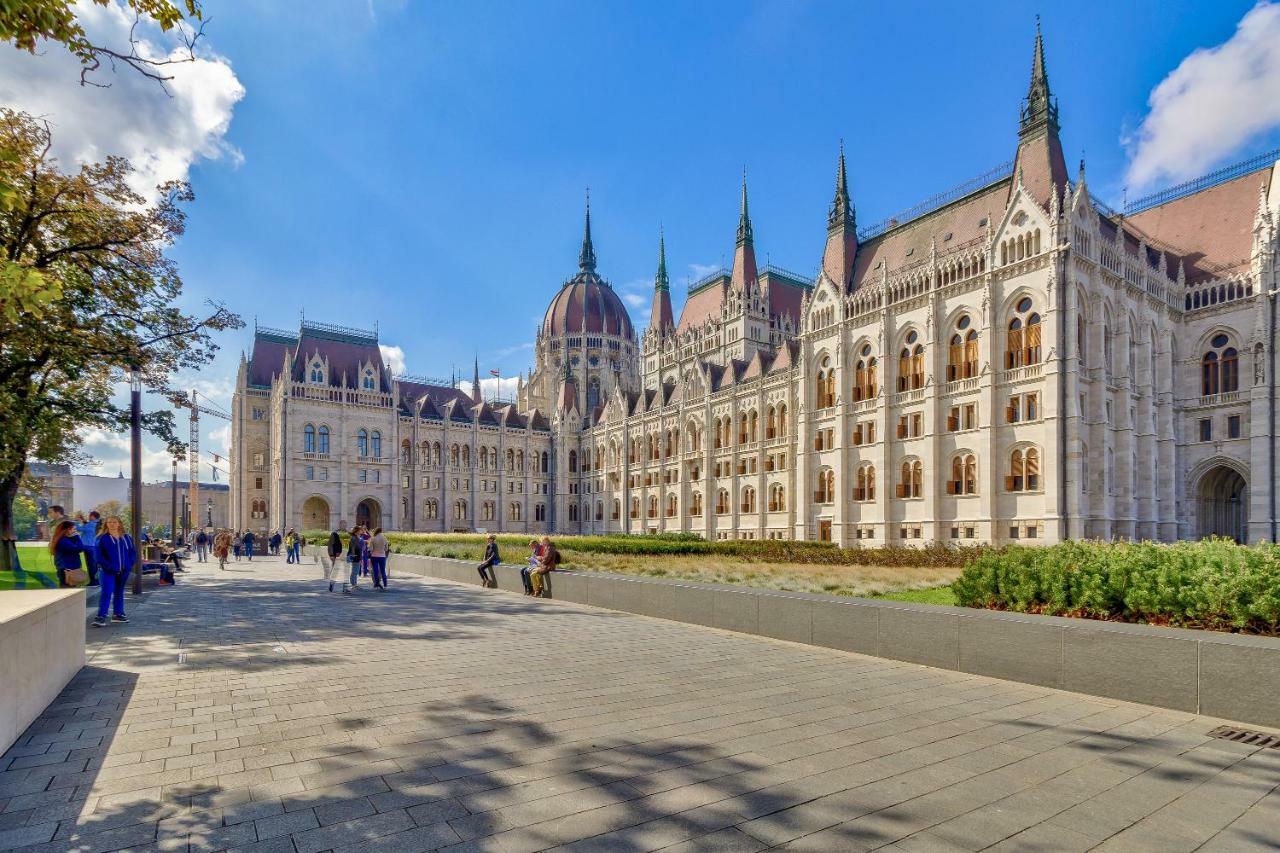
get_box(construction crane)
[183,390,231,534]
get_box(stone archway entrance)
[301,496,330,531]
[1197,466,1248,542]
[356,498,381,529]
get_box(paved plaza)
[2,558,1279,852]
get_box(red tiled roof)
[1010,130,1069,211]
[676,276,727,333]
[542,273,635,338]
[852,179,1009,290]
[1124,167,1271,284]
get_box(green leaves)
[954,539,1280,635]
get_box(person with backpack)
[243,530,256,561]
[326,529,343,592]
[50,519,85,588]
[77,510,101,585]
[194,528,208,563]
[94,515,135,627]
[369,527,390,590]
[528,536,560,597]
[345,526,364,592]
[477,534,500,588]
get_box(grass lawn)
[0,543,60,589]
[872,585,958,606]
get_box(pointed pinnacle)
[655,226,669,291]
[579,188,596,272]
[737,168,753,246]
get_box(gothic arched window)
[1202,333,1239,396]
[303,424,315,454]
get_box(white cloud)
[0,0,245,197]
[379,344,407,375]
[1125,2,1280,188]
[621,293,646,308]
[492,341,533,358]
[689,262,722,278]
[79,426,178,483]
[458,376,520,402]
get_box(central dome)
[542,272,634,338]
[540,198,635,339]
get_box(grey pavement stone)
[6,556,1279,853]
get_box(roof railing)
[300,319,378,342]
[1123,148,1279,216]
[858,160,1014,241]
[761,264,814,287]
[394,373,453,387]
[687,268,729,293]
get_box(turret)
[729,171,759,294]
[650,228,674,334]
[821,143,858,290]
[1010,18,1069,209]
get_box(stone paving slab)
[1,556,1278,852]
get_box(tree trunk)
[0,475,20,574]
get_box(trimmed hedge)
[301,530,991,568]
[953,539,1280,635]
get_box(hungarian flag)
[489,369,500,377]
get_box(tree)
[1,0,204,87]
[94,499,130,531]
[12,494,37,539]
[0,109,242,571]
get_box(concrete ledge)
[390,552,1280,729]
[0,589,86,755]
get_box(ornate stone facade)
[232,27,1279,544]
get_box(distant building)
[21,469,229,536]
[23,463,73,523]
[231,26,1279,545]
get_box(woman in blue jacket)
[94,515,135,627]
[49,520,84,588]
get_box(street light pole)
[170,458,178,544]
[130,367,143,596]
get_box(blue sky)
[7,0,1280,480]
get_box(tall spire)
[736,169,754,247]
[470,356,483,405]
[1020,16,1059,137]
[578,189,597,272]
[822,143,858,290]
[730,172,758,293]
[827,141,855,232]
[650,227,674,334]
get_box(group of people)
[46,506,134,627]
[476,534,561,596]
[323,525,389,593]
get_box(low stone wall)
[391,554,1280,729]
[0,589,86,754]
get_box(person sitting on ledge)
[477,534,499,588]
[520,538,543,595]
[528,536,560,598]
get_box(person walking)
[232,531,243,561]
[290,529,302,564]
[77,510,101,586]
[477,534,500,588]
[358,527,371,577]
[214,529,231,570]
[243,530,256,561]
[285,528,301,564]
[369,527,389,590]
[520,539,543,595]
[195,528,208,563]
[345,526,364,592]
[93,516,135,627]
[528,536,560,598]
[50,520,85,588]
[326,529,343,592]
[269,530,282,557]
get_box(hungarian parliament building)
[231,28,1278,546]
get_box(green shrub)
[953,539,1280,635]
[300,530,993,568]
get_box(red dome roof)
[542,272,634,339]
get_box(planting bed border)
[392,554,1280,729]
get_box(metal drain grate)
[1208,725,1280,749]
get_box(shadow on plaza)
[0,666,157,847]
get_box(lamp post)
[170,458,178,543]
[130,367,143,596]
